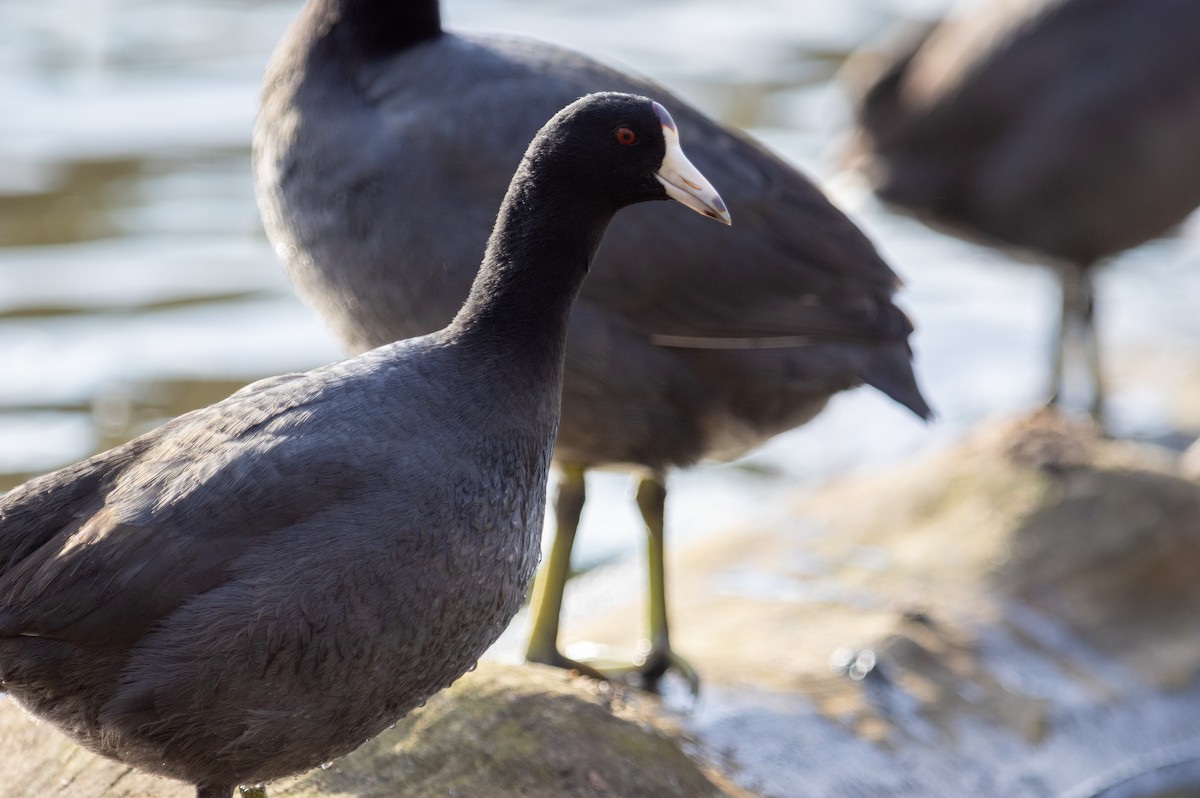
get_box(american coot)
[254,0,932,692]
[850,0,1200,421]
[0,92,728,798]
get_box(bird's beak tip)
[654,112,730,226]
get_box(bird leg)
[525,464,607,681]
[525,467,698,694]
[238,787,267,798]
[627,472,699,695]
[1048,262,1105,424]
[1079,268,1105,422]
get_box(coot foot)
[527,639,699,695]
[525,645,611,683]
[619,641,700,696]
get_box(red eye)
[615,127,637,146]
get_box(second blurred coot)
[850,0,1200,421]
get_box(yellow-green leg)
[629,472,699,695]
[525,467,699,694]
[524,464,607,680]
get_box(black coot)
[0,92,728,798]
[851,0,1200,420]
[253,0,931,693]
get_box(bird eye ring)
[615,127,638,146]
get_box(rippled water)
[4,0,1200,568]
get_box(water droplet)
[848,649,877,681]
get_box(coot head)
[524,92,731,224]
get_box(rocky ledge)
[0,662,745,798]
[569,409,1200,797]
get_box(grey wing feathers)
[0,365,382,645]
[0,438,153,577]
[0,368,310,585]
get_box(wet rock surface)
[0,663,745,798]
[567,410,1200,797]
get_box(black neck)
[447,163,615,372]
[307,0,442,55]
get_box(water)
[5,0,1200,590]
[6,1,1200,795]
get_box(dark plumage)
[253,0,930,691]
[851,0,1200,419]
[0,92,728,798]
